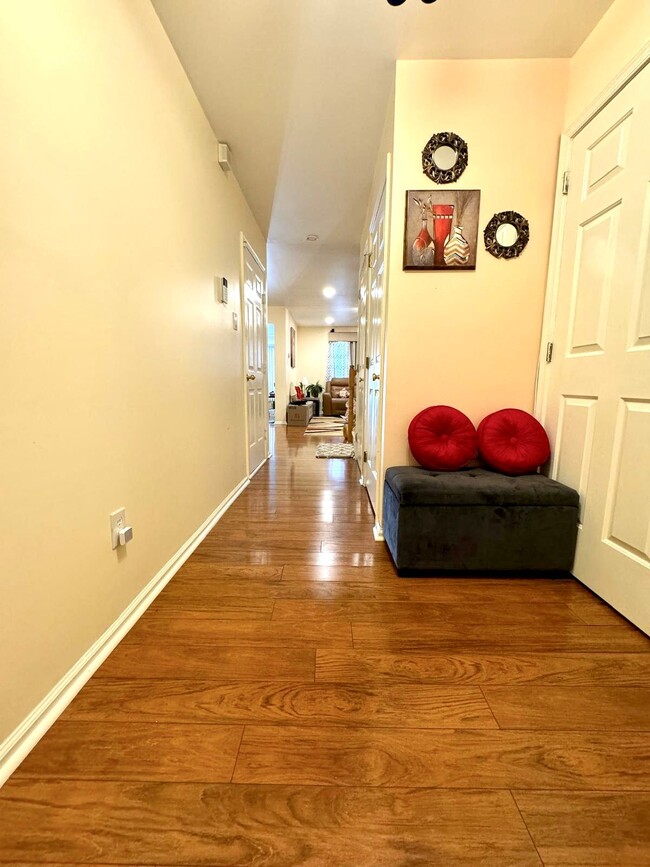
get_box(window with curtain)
[327,341,351,380]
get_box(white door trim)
[360,153,392,539]
[239,233,268,478]
[374,152,393,540]
[534,43,650,422]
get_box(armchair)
[323,377,349,416]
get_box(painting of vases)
[403,190,480,271]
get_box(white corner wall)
[268,306,299,415]
[297,327,330,388]
[565,0,650,124]
[0,0,264,760]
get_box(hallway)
[1,427,650,864]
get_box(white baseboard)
[249,456,268,479]
[373,523,385,542]
[0,476,250,788]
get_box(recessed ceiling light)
[322,286,336,299]
[325,316,335,325]
[306,234,319,242]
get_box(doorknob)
[372,373,380,382]
[246,374,256,381]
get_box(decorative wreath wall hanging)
[421,131,469,184]
[483,211,530,259]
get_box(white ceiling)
[152,0,614,326]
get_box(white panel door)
[363,184,386,515]
[243,247,267,475]
[544,63,650,633]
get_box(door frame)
[361,153,393,540]
[239,232,269,479]
[534,44,650,424]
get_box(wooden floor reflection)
[1,424,649,865]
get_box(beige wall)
[268,306,299,414]
[296,327,330,389]
[0,0,264,749]
[566,0,650,124]
[381,59,569,472]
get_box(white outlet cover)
[110,508,126,550]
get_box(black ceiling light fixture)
[387,0,438,5]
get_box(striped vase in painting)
[444,225,470,266]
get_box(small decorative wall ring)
[483,211,530,259]
[422,131,469,184]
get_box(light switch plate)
[110,508,126,550]
[232,312,239,331]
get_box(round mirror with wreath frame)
[483,211,530,259]
[422,131,469,184]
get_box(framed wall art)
[403,190,481,271]
[290,326,296,368]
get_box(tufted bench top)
[385,466,579,508]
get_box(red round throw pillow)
[408,405,478,471]
[478,408,550,475]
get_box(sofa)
[323,378,349,416]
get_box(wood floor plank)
[148,596,274,619]
[200,537,324,552]
[95,644,315,680]
[189,549,390,566]
[483,686,650,729]
[152,578,290,601]
[316,650,650,685]
[12,721,243,783]
[233,725,650,789]
[281,567,591,600]
[173,564,284,582]
[62,679,497,728]
[352,622,650,652]
[0,781,541,866]
[567,599,629,626]
[121,617,353,648]
[281,564,400,583]
[320,540,392,554]
[273,599,584,625]
[514,791,650,865]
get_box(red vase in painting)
[412,221,434,267]
[431,204,454,267]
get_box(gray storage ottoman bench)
[383,466,579,575]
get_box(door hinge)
[365,356,370,370]
[562,171,570,195]
[363,450,368,463]
[546,341,554,363]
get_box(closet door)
[544,63,650,633]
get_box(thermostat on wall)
[218,142,233,172]
[215,276,228,304]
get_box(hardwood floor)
[1,424,650,865]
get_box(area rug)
[304,416,345,436]
[316,443,355,459]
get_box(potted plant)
[306,381,323,399]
